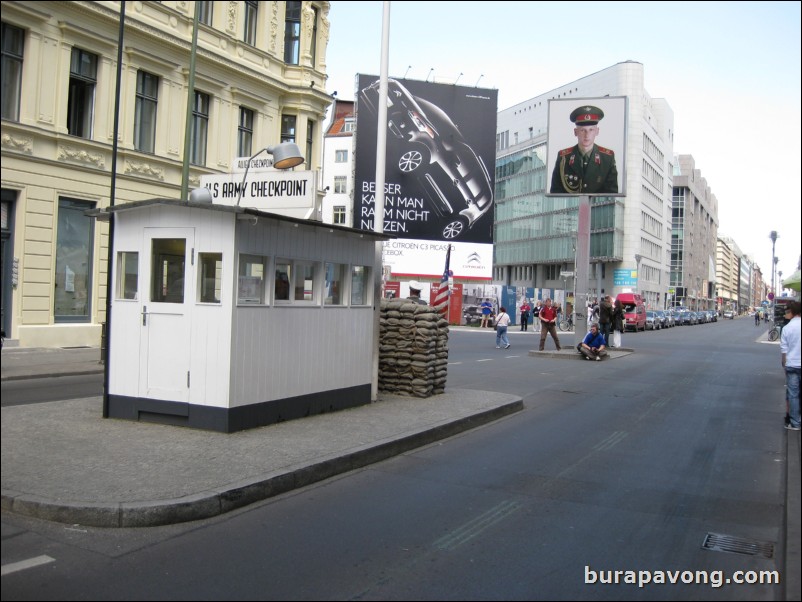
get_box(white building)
[320,99,355,227]
[1,0,332,347]
[494,61,675,309]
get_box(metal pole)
[180,3,202,201]
[573,195,591,346]
[103,0,126,418]
[372,1,391,402]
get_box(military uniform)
[550,104,619,194]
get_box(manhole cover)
[702,532,774,558]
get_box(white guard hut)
[93,199,391,432]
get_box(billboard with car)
[355,74,498,245]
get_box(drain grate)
[702,532,774,558]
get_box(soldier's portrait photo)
[546,97,626,196]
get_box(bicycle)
[558,314,575,332]
[768,324,782,342]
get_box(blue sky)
[324,1,802,284]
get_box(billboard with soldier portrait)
[546,97,627,197]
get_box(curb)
[1,397,523,528]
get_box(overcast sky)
[323,1,801,286]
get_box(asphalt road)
[1,318,792,600]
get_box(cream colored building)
[1,0,332,347]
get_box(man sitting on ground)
[577,323,608,361]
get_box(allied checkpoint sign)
[200,168,319,220]
[354,74,498,280]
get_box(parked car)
[661,310,675,328]
[645,310,660,330]
[696,311,708,324]
[723,309,735,319]
[654,310,669,328]
[687,311,699,325]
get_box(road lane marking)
[1,555,55,576]
[433,500,523,551]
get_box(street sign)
[560,271,574,278]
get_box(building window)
[283,1,301,64]
[334,176,347,194]
[243,1,257,45]
[333,205,346,224]
[67,48,97,138]
[134,70,158,153]
[197,1,213,26]
[116,252,138,300]
[306,119,314,167]
[1,22,24,121]
[190,91,209,166]
[281,114,296,144]
[55,198,95,322]
[238,107,254,157]
[335,149,348,163]
[238,254,267,304]
[342,119,355,133]
[198,253,223,303]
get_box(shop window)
[54,198,94,322]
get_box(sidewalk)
[1,345,522,528]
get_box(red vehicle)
[617,293,646,332]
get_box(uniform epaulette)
[597,146,614,156]
[559,147,574,157]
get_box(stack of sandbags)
[378,298,449,397]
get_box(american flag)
[432,245,452,316]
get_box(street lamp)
[236,142,305,206]
[634,254,642,295]
[770,230,778,298]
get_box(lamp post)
[235,143,305,207]
[634,254,642,295]
[770,230,778,308]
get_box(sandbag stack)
[378,298,449,397]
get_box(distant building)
[321,99,355,227]
[671,154,719,311]
[1,1,332,347]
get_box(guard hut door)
[139,228,194,402]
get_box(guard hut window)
[324,262,345,305]
[151,238,186,304]
[274,260,291,301]
[199,252,222,303]
[67,48,97,138]
[238,254,267,304]
[294,261,317,302]
[350,265,371,306]
[116,251,139,300]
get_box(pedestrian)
[598,295,613,345]
[407,281,427,305]
[495,306,511,349]
[611,298,625,347]
[780,301,801,430]
[480,298,493,328]
[576,323,608,361]
[520,299,532,331]
[532,300,543,332]
[538,298,562,351]
[755,310,761,326]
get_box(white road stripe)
[1,555,55,576]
